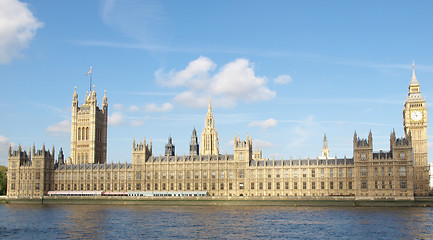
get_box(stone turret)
[190,128,199,156]
[165,136,175,156]
[234,134,253,162]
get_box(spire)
[323,133,328,149]
[103,90,108,106]
[73,86,78,100]
[410,61,420,86]
[321,132,329,158]
[208,96,212,112]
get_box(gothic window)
[311,182,315,190]
[339,181,343,189]
[399,167,406,176]
[321,182,325,189]
[330,182,334,189]
[348,169,353,178]
[311,169,315,178]
[330,168,334,178]
[339,169,343,178]
[303,170,307,178]
[361,167,368,177]
[251,182,255,190]
[220,171,224,179]
[239,170,244,178]
[195,171,199,179]
[86,127,89,140]
[78,127,81,140]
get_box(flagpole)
[89,67,92,92]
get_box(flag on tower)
[86,67,92,76]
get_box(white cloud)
[46,120,71,134]
[173,91,208,109]
[128,105,140,112]
[248,118,278,129]
[0,0,43,64]
[113,103,123,110]
[145,102,173,112]
[287,115,317,149]
[100,0,167,44]
[130,116,148,127]
[108,112,124,126]
[156,56,215,89]
[211,58,275,102]
[155,56,277,108]
[0,135,14,152]
[273,74,293,84]
[253,139,274,149]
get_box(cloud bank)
[156,56,290,108]
[0,0,43,64]
[248,118,278,129]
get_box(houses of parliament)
[6,66,430,200]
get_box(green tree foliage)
[0,165,7,195]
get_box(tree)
[0,165,7,195]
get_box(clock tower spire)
[403,62,429,195]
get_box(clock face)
[411,110,422,121]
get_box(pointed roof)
[322,132,328,149]
[410,61,420,86]
[208,96,212,112]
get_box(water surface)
[1,204,432,239]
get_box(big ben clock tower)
[403,62,429,196]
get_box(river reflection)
[1,205,432,239]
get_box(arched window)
[86,127,89,140]
[78,128,81,140]
[82,128,86,140]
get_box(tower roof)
[410,61,420,86]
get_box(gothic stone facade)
[7,67,428,200]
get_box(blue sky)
[1,0,433,166]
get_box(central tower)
[200,97,219,155]
[71,86,108,164]
[403,63,428,195]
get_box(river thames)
[1,204,432,239]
